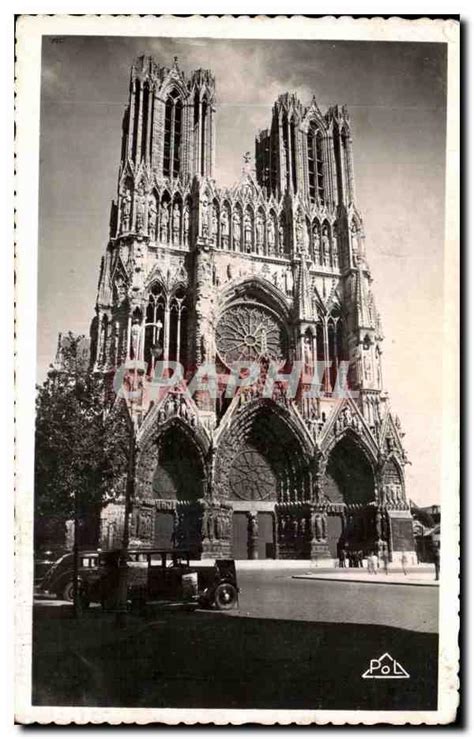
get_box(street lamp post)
[116,411,137,626]
[115,319,163,625]
[72,487,80,618]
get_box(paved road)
[33,567,439,709]
[232,568,438,633]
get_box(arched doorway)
[219,403,310,559]
[151,424,205,551]
[324,435,376,556]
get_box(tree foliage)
[34,334,133,542]
[35,335,106,521]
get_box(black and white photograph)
[14,15,459,725]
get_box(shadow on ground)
[33,605,438,711]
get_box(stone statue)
[295,209,306,253]
[121,190,131,232]
[172,203,180,244]
[332,234,339,266]
[267,218,275,253]
[200,330,216,364]
[216,512,224,540]
[201,196,209,237]
[244,212,252,252]
[221,209,229,247]
[303,334,313,372]
[278,221,285,254]
[256,213,264,250]
[160,201,169,243]
[115,276,127,304]
[322,226,331,267]
[183,205,190,245]
[233,211,241,250]
[211,204,218,243]
[130,317,141,360]
[312,223,320,250]
[351,222,359,262]
[147,195,157,238]
[363,353,372,381]
[314,514,322,541]
[135,187,145,233]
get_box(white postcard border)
[14,14,460,725]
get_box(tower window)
[282,114,297,192]
[201,98,208,176]
[315,131,324,202]
[308,126,324,204]
[163,89,182,178]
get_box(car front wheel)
[213,582,238,610]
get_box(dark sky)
[38,36,447,504]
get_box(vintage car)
[84,548,239,612]
[34,547,68,586]
[38,550,99,602]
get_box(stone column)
[145,86,153,163]
[248,512,259,560]
[323,318,331,394]
[328,132,338,207]
[337,127,347,205]
[210,104,216,178]
[163,296,171,362]
[128,81,136,160]
[192,238,216,415]
[278,114,286,195]
[136,82,144,161]
[344,133,356,204]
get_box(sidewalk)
[293,569,439,587]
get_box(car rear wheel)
[213,582,238,610]
[61,580,87,605]
[62,580,75,602]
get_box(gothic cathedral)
[91,55,415,562]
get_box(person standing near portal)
[401,551,408,576]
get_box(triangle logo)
[362,652,410,679]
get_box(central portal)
[224,405,308,559]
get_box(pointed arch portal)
[152,426,204,502]
[323,435,376,556]
[226,407,310,504]
[136,423,206,551]
[324,435,375,505]
[215,402,311,560]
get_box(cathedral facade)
[91,55,415,562]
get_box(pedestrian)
[367,552,374,574]
[433,544,440,581]
[338,546,346,569]
[358,550,364,568]
[401,551,408,576]
[372,553,378,574]
[382,549,389,575]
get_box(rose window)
[215,302,287,367]
[228,448,277,501]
